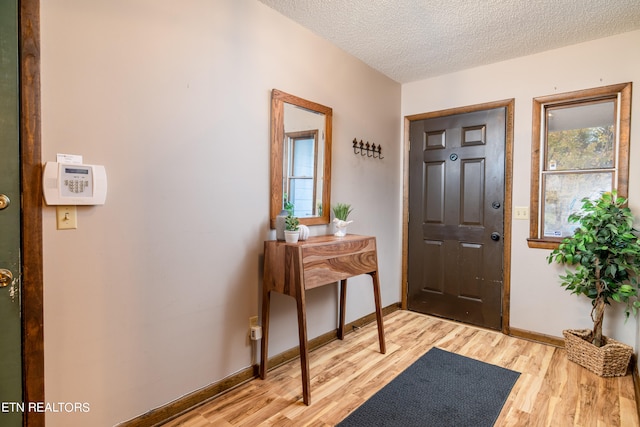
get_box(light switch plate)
[514,206,529,220]
[56,205,78,229]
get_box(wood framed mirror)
[270,89,332,228]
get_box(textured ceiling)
[258,0,640,83]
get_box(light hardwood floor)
[162,310,639,426]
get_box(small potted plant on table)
[547,191,640,377]
[332,203,353,237]
[284,214,300,243]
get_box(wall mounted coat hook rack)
[352,138,384,159]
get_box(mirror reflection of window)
[282,102,325,218]
[284,131,318,217]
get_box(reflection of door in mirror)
[270,89,332,228]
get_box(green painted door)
[0,0,23,425]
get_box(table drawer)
[303,250,377,289]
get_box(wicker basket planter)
[563,329,633,377]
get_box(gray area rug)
[337,347,520,427]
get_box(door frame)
[20,1,45,426]
[402,99,514,335]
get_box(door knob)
[0,194,10,210]
[0,269,13,288]
[490,232,501,241]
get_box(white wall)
[403,30,640,348]
[40,1,401,426]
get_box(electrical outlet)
[250,326,262,341]
[249,316,262,341]
[249,316,258,328]
[514,206,529,220]
[249,316,261,340]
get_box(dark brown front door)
[407,107,505,330]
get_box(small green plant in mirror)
[285,214,299,231]
[283,193,294,215]
[332,203,353,221]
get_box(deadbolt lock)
[0,269,13,288]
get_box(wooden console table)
[260,234,386,405]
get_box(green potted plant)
[547,191,640,377]
[284,214,300,243]
[283,193,294,215]
[332,203,353,237]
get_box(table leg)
[338,279,347,340]
[369,271,386,354]
[259,288,271,379]
[295,291,311,405]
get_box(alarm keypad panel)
[61,166,93,198]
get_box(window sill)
[526,238,560,250]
